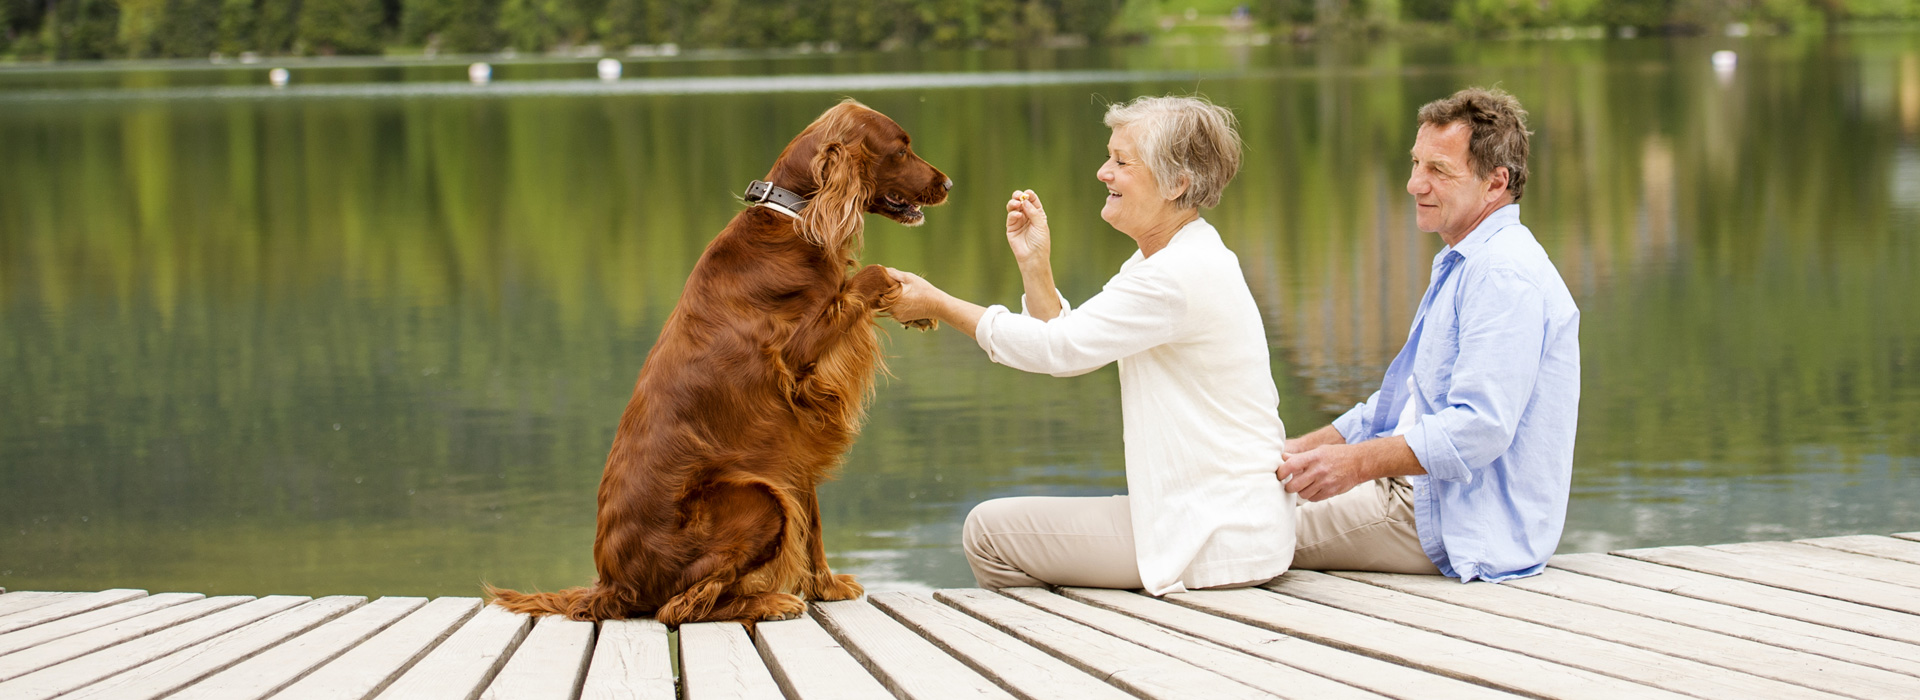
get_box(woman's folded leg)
[962,495,1144,589]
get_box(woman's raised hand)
[1005,190,1051,268]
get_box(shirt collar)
[1442,203,1521,260]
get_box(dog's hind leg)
[654,479,792,626]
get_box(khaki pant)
[1292,477,1439,575]
[962,478,1436,590]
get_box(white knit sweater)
[975,217,1295,594]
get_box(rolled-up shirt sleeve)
[1332,390,1382,444]
[976,265,1186,378]
[1402,267,1547,483]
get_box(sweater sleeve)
[976,263,1187,378]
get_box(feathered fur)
[487,100,949,626]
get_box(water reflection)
[3,35,1918,596]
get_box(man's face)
[1407,121,1503,240]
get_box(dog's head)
[767,99,951,249]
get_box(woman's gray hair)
[1103,95,1243,210]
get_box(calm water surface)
[4,36,1919,596]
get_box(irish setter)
[487,100,949,626]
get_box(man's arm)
[1396,267,1547,484]
[1278,436,1425,502]
[1284,424,1346,454]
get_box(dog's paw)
[758,593,807,621]
[815,573,864,601]
[900,318,938,331]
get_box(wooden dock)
[3,533,1919,699]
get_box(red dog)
[488,100,949,625]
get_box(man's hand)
[1277,436,1423,502]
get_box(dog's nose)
[942,178,954,191]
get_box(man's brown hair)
[1417,87,1532,202]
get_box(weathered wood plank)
[579,618,674,700]
[278,597,483,700]
[1615,545,1920,615]
[753,613,894,700]
[1059,587,1516,700]
[374,605,532,700]
[0,595,309,700]
[1798,534,1920,566]
[1268,572,1838,700]
[0,592,81,619]
[0,595,254,683]
[1894,532,1919,542]
[162,596,424,700]
[0,592,203,656]
[1167,586,1684,699]
[1338,570,1919,698]
[999,587,1384,700]
[1712,541,1920,587]
[937,588,1280,700]
[0,589,147,635]
[1551,553,1920,645]
[679,622,782,700]
[868,591,1129,700]
[811,598,1016,700]
[1271,571,1843,699]
[1507,567,1920,678]
[63,595,367,700]
[479,615,595,700]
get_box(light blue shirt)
[1331,205,1581,582]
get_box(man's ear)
[1485,166,1511,202]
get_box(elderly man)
[1276,87,1580,582]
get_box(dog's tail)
[484,584,636,621]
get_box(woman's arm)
[888,269,986,339]
[1006,190,1062,321]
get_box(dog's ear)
[800,138,872,250]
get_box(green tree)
[217,0,257,54]
[157,0,222,56]
[47,0,120,58]
[298,0,384,53]
[255,0,300,53]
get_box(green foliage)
[216,0,257,54]
[157,0,222,57]
[45,0,122,59]
[0,0,1914,61]
[299,0,387,54]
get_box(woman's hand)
[885,268,947,325]
[1005,190,1051,269]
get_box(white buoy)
[268,68,289,87]
[597,57,622,81]
[1711,50,1737,83]
[469,62,492,85]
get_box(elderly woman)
[886,96,1294,594]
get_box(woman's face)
[1097,124,1176,237]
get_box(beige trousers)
[962,478,1436,590]
[1292,476,1440,575]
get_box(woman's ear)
[1166,172,1191,204]
[800,139,872,249]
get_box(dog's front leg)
[799,489,864,601]
[781,264,897,371]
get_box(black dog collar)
[744,180,809,218]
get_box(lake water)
[4,35,1919,596]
